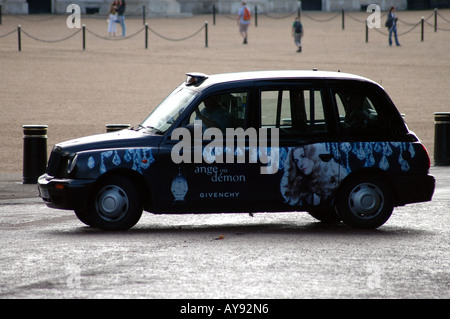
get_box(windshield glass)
[141,86,197,133]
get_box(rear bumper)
[38,174,94,211]
[393,174,435,206]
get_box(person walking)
[386,6,400,46]
[237,1,251,44]
[292,16,303,52]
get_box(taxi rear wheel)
[336,174,394,229]
[87,175,143,230]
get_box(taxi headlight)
[67,154,78,175]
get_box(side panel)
[256,141,431,212]
[75,147,157,179]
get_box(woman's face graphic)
[293,147,314,175]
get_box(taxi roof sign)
[186,72,208,86]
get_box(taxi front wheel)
[87,175,143,230]
[336,174,394,229]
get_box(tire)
[87,175,143,230]
[336,174,394,229]
[308,207,341,224]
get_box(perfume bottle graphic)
[171,168,188,201]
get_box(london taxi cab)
[38,70,435,230]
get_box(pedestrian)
[386,6,400,46]
[107,1,118,37]
[237,1,251,44]
[116,0,126,37]
[292,16,303,52]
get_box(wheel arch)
[92,168,152,210]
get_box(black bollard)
[23,125,48,184]
[434,113,450,166]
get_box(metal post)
[143,5,146,26]
[421,17,424,41]
[0,5,2,25]
[255,6,258,27]
[205,21,208,48]
[342,8,345,30]
[23,125,48,184]
[213,4,216,26]
[145,23,148,49]
[17,25,21,52]
[365,21,368,43]
[434,8,437,32]
[82,24,86,50]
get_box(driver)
[197,95,235,132]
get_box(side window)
[260,88,326,134]
[188,92,248,131]
[304,89,326,132]
[334,90,379,131]
[261,90,291,127]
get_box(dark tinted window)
[332,87,390,135]
[188,91,249,131]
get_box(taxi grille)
[46,147,62,177]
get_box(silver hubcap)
[348,183,384,219]
[96,185,129,222]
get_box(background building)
[1,0,449,15]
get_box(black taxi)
[38,70,435,230]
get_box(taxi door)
[156,89,260,213]
[254,82,346,211]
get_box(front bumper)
[38,174,95,211]
[392,173,435,206]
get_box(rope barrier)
[85,25,145,40]
[397,11,434,25]
[371,20,421,36]
[437,11,450,23]
[8,22,207,51]
[302,11,341,22]
[0,28,16,38]
[260,11,297,20]
[20,27,81,43]
[147,23,205,41]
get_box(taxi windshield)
[140,86,197,133]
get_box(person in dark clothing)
[116,0,126,36]
[292,16,304,52]
[387,6,400,46]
